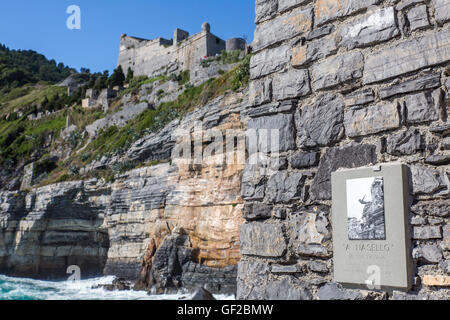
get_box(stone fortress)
[118,22,247,82]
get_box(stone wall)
[118,25,228,79]
[238,0,450,300]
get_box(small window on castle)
[216,38,220,44]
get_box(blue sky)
[1,0,255,73]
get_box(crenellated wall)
[238,0,450,300]
[118,24,228,78]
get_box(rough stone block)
[245,101,295,118]
[246,113,296,152]
[411,200,450,217]
[411,216,427,225]
[264,277,313,300]
[243,202,273,221]
[425,154,450,166]
[344,88,375,107]
[432,0,450,24]
[344,102,400,138]
[422,275,450,287]
[237,260,270,300]
[296,93,345,147]
[396,0,424,11]
[273,208,287,219]
[407,5,430,32]
[289,209,330,246]
[289,152,320,169]
[292,35,337,67]
[338,7,399,49]
[312,51,364,91]
[255,0,278,23]
[253,7,313,52]
[240,223,287,257]
[310,144,377,200]
[314,0,383,26]
[413,244,443,264]
[442,224,450,250]
[386,129,424,156]
[249,77,272,107]
[363,30,450,84]
[272,69,311,101]
[410,165,447,195]
[440,260,450,274]
[250,45,291,79]
[443,137,450,150]
[294,243,330,258]
[266,171,306,204]
[241,163,266,201]
[318,283,364,300]
[278,0,311,13]
[413,226,442,239]
[271,264,302,273]
[307,261,328,273]
[379,73,441,99]
[306,24,335,41]
[404,89,442,124]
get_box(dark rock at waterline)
[191,288,216,300]
[93,278,131,291]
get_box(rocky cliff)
[0,90,249,294]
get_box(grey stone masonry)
[432,0,450,24]
[240,223,287,257]
[250,44,291,79]
[338,7,400,49]
[279,0,311,13]
[246,113,296,152]
[363,29,450,84]
[404,89,442,124]
[407,5,430,32]
[396,0,424,11]
[379,73,441,99]
[296,93,345,147]
[292,35,337,68]
[253,6,313,52]
[255,0,278,23]
[314,0,383,26]
[241,0,450,300]
[312,51,364,91]
[272,69,311,101]
[344,102,400,137]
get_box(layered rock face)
[0,181,110,279]
[239,0,450,300]
[0,91,249,294]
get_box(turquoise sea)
[0,275,233,300]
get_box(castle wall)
[119,36,174,77]
[238,0,450,300]
[118,27,230,79]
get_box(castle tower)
[173,28,189,46]
[202,22,211,33]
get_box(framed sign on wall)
[331,163,413,292]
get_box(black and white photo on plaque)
[346,177,386,240]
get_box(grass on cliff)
[0,85,107,168]
[39,57,250,185]
[86,57,249,159]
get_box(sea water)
[0,275,234,300]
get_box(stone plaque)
[331,163,413,292]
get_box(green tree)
[125,67,134,84]
[108,65,125,88]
